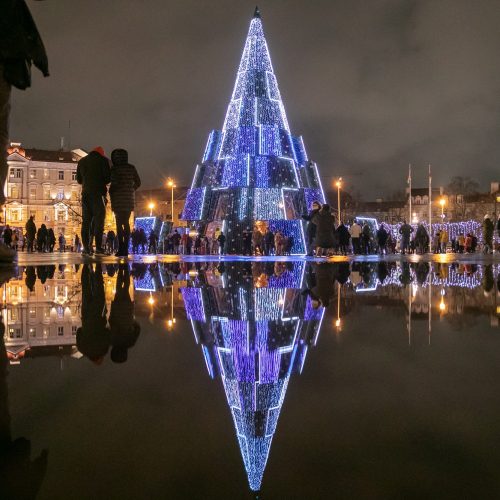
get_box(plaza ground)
[7,251,500,267]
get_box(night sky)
[9,0,500,197]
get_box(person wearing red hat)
[76,147,111,255]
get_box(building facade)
[4,143,86,243]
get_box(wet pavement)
[1,259,500,499]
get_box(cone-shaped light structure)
[182,262,325,491]
[182,8,325,254]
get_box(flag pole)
[428,164,432,234]
[408,164,412,224]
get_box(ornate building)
[182,262,324,491]
[182,8,325,254]
[4,143,86,242]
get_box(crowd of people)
[0,218,77,253]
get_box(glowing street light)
[439,197,446,219]
[335,177,342,224]
[167,178,176,223]
[148,202,155,217]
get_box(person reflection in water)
[0,315,48,499]
[109,264,140,363]
[77,264,110,365]
[303,263,337,308]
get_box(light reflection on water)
[1,261,499,498]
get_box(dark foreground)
[1,259,499,499]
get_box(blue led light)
[182,187,206,220]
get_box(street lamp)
[439,197,446,219]
[335,177,342,224]
[167,178,176,224]
[148,202,155,217]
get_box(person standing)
[311,204,336,257]
[483,214,494,254]
[349,220,362,254]
[109,149,140,257]
[302,201,321,256]
[264,228,275,256]
[76,146,111,256]
[439,228,449,254]
[376,224,389,255]
[58,233,65,252]
[399,220,413,255]
[47,227,55,252]
[217,231,226,255]
[2,225,12,248]
[25,215,36,252]
[337,222,351,255]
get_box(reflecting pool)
[1,261,500,499]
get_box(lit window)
[30,169,37,179]
[30,328,36,337]
[58,170,64,180]
[30,187,37,198]
[72,171,77,181]
[58,326,64,336]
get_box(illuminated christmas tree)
[182,7,325,254]
[182,262,325,491]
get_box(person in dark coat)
[302,201,321,256]
[336,222,350,255]
[0,0,49,211]
[109,148,141,256]
[36,224,48,252]
[399,220,413,254]
[2,225,12,247]
[25,215,36,252]
[109,264,140,363]
[311,204,336,257]
[76,264,110,364]
[263,229,274,256]
[47,228,55,252]
[77,147,111,256]
[376,225,389,255]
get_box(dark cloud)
[9,0,500,197]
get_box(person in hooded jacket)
[302,201,321,256]
[311,204,336,257]
[77,147,111,256]
[109,148,141,256]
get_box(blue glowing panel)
[255,288,283,320]
[292,135,308,165]
[182,188,206,220]
[221,156,250,187]
[202,130,223,163]
[304,188,326,209]
[134,216,160,236]
[259,125,281,156]
[254,157,270,188]
[268,262,305,289]
[181,287,206,322]
[134,270,156,292]
[253,189,283,220]
[268,219,306,255]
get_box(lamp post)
[148,202,155,217]
[439,197,446,219]
[167,178,176,224]
[335,177,342,224]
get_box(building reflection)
[181,262,325,491]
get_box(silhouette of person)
[24,266,36,292]
[109,265,140,363]
[76,264,110,364]
[0,316,48,499]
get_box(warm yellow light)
[335,318,341,328]
[439,198,446,207]
[148,202,155,210]
[439,297,446,312]
[335,177,342,189]
[167,319,173,328]
[148,296,155,306]
[167,180,173,187]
